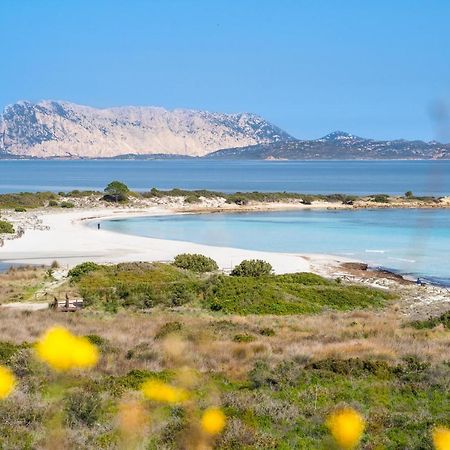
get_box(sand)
[0,207,350,274]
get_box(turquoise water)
[100,209,450,286]
[1,159,450,195]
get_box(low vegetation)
[0,300,448,448]
[173,253,219,273]
[68,260,393,315]
[0,220,14,234]
[0,184,444,211]
[0,266,48,304]
[409,311,450,330]
[230,259,273,277]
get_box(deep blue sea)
[100,209,450,286]
[0,159,450,195]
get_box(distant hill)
[207,131,450,160]
[1,101,449,160]
[0,100,292,158]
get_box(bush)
[173,253,218,273]
[155,321,183,340]
[231,260,273,277]
[409,311,450,330]
[65,388,102,427]
[0,220,14,234]
[371,194,390,203]
[68,262,102,281]
[14,207,27,212]
[48,200,59,207]
[60,201,75,208]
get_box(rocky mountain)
[0,100,292,158]
[207,131,450,160]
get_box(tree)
[405,191,414,198]
[103,181,130,202]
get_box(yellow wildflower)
[141,379,188,404]
[35,326,99,372]
[201,407,226,435]
[432,426,450,450]
[0,365,16,399]
[326,407,365,449]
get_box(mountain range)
[0,100,449,159]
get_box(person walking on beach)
[97,223,101,230]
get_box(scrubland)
[0,263,449,448]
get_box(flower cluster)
[326,407,365,449]
[141,379,188,404]
[0,365,16,399]
[35,326,99,372]
[433,426,450,450]
[201,407,226,435]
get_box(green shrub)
[371,194,390,203]
[409,311,450,330]
[155,321,183,340]
[173,253,218,273]
[14,207,27,212]
[0,341,30,363]
[202,273,392,315]
[48,200,59,207]
[0,220,14,234]
[231,259,273,277]
[60,201,75,208]
[233,333,255,343]
[65,388,103,427]
[76,263,201,310]
[184,195,201,204]
[259,327,275,336]
[68,262,102,280]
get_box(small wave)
[365,249,385,253]
[387,257,416,263]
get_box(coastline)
[0,207,351,275]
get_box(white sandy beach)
[0,207,349,274]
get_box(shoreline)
[0,204,446,286]
[0,207,352,275]
[1,205,450,319]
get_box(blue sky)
[1,0,449,141]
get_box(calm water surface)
[100,209,450,286]
[0,159,449,195]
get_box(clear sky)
[1,0,449,141]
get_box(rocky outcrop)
[0,100,291,158]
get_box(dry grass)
[0,306,449,380]
[0,266,48,304]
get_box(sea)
[1,159,449,284]
[0,159,450,196]
[99,209,450,287]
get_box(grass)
[0,266,48,304]
[0,306,448,448]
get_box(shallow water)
[1,159,450,196]
[99,208,450,286]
